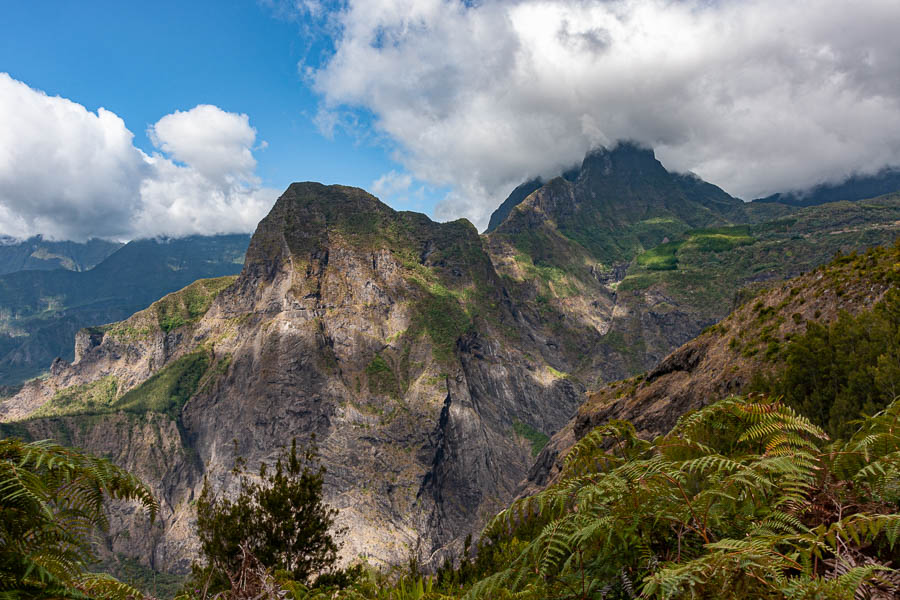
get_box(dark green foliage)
[100,555,187,600]
[0,437,158,599]
[636,241,682,270]
[193,440,342,590]
[464,397,900,599]
[409,286,472,364]
[753,288,900,438]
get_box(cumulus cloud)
[0,73,278,241]
[148,105,258,187]
[308,0,900,229]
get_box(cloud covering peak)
[0,74,277,241]
[308,0,900,229]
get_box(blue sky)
[0,1,439,215]
[1,1,390,191]
[1,1,899,240]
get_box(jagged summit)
[579,141,667,178]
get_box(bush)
[192,439,343,593]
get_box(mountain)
[522,239,900,494]
[0,234,250,387]
[754,167,900,207]
[483,143,900,382]
[1,183,583,572]
[484,178,544,233]
[483,167,579,233]
[0,235,122,275]
[487,142,748,265]
[2,146,900,579]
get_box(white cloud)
[148,105,258,187]
[0,73,278,241]
[0,73,147,240]
[371,170,412,198]
[309,0,900,229]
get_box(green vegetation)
[116,350,211,418]
[156,276,237,333]
[458,397,900,599]
[31,375,119,418]
[101,555,187,600]
[511,420,550,457]
[190,440,343,594]
[636,240,682,270]
[409,283,472,364]
[0,437,158,599]
[685,225,755,252]
[753,287,900,439]
[366,354,400,398]
[634,226,755,272]
[29,350,214,419]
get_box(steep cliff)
[2,183,582,572]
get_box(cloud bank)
[309,0,900,229]
[0,73,278,241]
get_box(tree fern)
[0,437,157,599]
[464,396,900,599]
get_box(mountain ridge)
[755,167,900,207]
[3,149,900,579]
[0,235,122,275]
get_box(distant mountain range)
[0,236,122,275]
[3,142,898,579]
[755,167,900,206]
[0,234,250,387]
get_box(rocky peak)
[578,141,668,182]
[1,181,584,573]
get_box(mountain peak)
[578,141,669,182]
[485,143,742,264]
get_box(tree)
[0,437,158,600]
[194,439,342,589]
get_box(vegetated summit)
[1,143,899,582]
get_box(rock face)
[2,184,582,572]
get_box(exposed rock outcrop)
[3,184,583,572]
